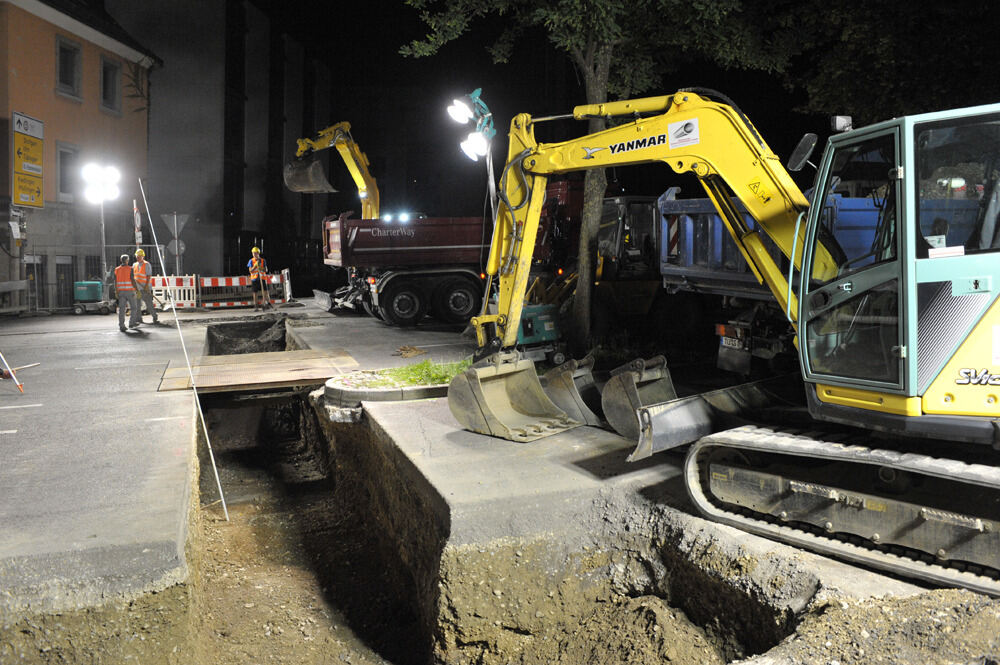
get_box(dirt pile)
[744,590,1000,664]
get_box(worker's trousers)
[137,287,158,322]
[118,291,138,329]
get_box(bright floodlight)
[460,131,489,160]
[81,162,121,203]
[448,98,474,124]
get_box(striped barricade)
[199,273,289,308]
[151,275,197,309]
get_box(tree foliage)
[793,2,1000,125]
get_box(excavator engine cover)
[284,155,337,194]
[541,355,603,427]
[601,355,677,440]
[448,352,581,442]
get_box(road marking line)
[144,416,188,422]
[0,404,42,410]
[0,430,17,434]
[74,362,165,370]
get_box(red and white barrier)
[198,272,290,308]
[151,275,197,309]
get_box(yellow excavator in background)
[284,121,380,220]
[448,88,1000,594]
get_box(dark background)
[263,0,832,219]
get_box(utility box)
[74,281,103,302]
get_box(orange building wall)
[2,3,149,208]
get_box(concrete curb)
[323,377,448,407]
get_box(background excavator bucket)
[541,355,603,427]
[448,352,581,442]
[283,155,337,193]
[601,356,677,440]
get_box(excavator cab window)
[914,114,1000,255]
[802,131,902,386]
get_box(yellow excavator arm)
[474,90,835,351]
[287,121,380,219]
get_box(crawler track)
[685,425,1000,596]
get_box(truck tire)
[378,280,426,326]
[73,304,84,315]
[362,296,382,320]
[433,277,481,324]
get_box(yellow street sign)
[13,133,42,176]
[13,172,42,208]
[11,112,43,209]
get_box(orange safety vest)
[249,256,266,279]
[114,265,134,292]
[133,259,150,288]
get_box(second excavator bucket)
[448,352,582,442]
[601,356,677,440]
[283,155,337,194]
[541,355,603,427]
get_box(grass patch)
[335,358,473,389]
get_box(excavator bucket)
[541,355,603,427]
[448,352,582,442]
[283,155,337,193]
[601,356,677,440]
[626,375,800,461]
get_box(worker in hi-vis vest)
[132,248,159,325]
[113,254,138,332]
[248,246,270,310]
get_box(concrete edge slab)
[0,396,198,618]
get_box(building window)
[100,56,121,112]
[56,37,82,98]
[57,143,79,202]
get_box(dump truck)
[447,88,1000,595]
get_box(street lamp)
[447,88,495,161]
[82,162,121,298]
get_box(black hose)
[679,87,764,148]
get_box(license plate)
[720,336,741,349]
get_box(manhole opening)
[204,317,290,355]
[197,394,795,664]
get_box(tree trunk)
[570,44,612,356]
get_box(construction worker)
[247,246,270,310]
[132,248,159,324]
[113,254,139,332]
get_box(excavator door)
[284,155,337,194]
[798,128,905,394]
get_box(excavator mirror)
[283,155,338,194]
[787,133,818,172]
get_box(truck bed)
[323,215,490,268]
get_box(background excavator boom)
[284,121,380,220]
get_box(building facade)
[0,0,157,312]
[106,0,332,292]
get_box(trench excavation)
[190,380,801,665]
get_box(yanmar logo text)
[608,134,668,155]
[955,368,1000,385]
